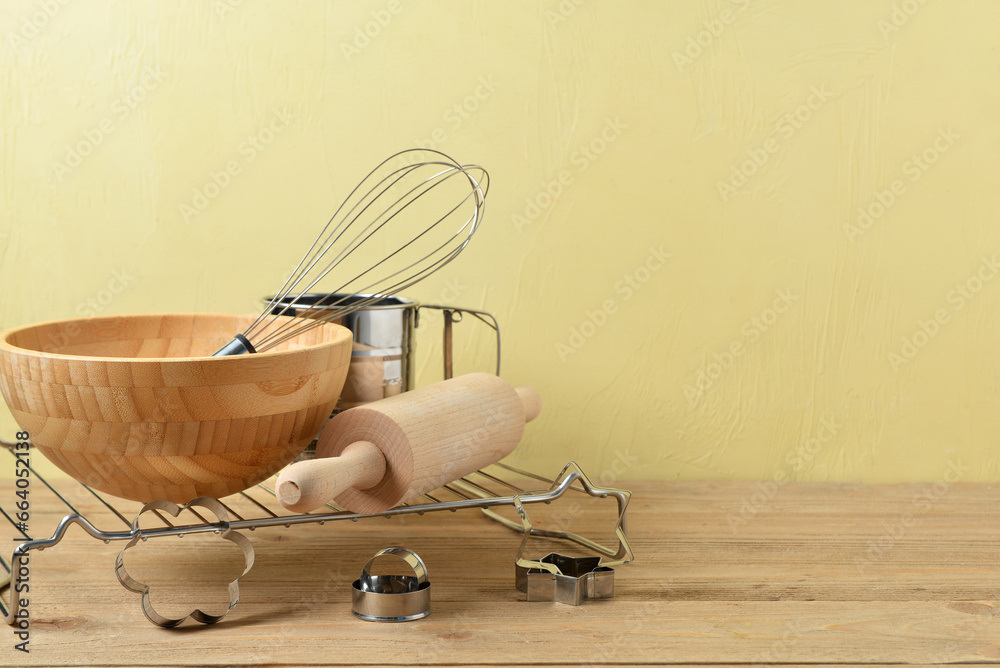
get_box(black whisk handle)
[212,333,257,356]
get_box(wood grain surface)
[0,314,352,503]
[1,475,998,666]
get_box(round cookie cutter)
[351,546,431,622]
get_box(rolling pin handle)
[514,386,542,423]
[276,441,386,513]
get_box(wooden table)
[2,476,998,666]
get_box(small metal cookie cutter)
[351,547,431,621]
[115,497,255,628]
[516,553,615,605]
[509,463,629,605]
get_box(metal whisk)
[213,148,489,356]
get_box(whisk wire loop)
[219,149,488,356]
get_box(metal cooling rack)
[0,442,632,626]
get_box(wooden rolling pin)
[276,372,542,514]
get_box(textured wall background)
[1,1,998,483]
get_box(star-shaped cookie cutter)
[115,497,255,628]
[502,461,633,604]
[515,552,615,604]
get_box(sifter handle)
[276,441,386,513]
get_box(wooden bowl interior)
[4,313,330,358]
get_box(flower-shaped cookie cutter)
[506,462,633,604]
[114,497,255,628]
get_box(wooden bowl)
[0,313,352,503]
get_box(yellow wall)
[1,0,998,483]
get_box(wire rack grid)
[0,442,632,625]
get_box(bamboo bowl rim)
[0,312,352,364]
